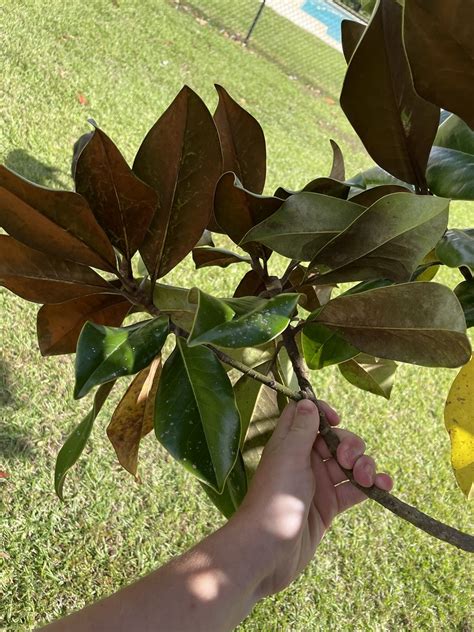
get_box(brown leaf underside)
[134,86,223,280]
[74,127,157,258]
[0,236,116,304]
[0,166,116,271]
[37,293,131,356]
[340,0,439,187]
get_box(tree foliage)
[1,0,473,549]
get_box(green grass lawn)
[1,1,473,630]
[181,0,348,99]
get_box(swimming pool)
[302,0,359,44]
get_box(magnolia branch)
[209,336,474,554]
[129,283,474,553]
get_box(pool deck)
[266,0,362,53]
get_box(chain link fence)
[171,0,366,100]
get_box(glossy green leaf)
[435,229,474,270]
[187,291,299,348]
[188,290,235,342]
[303,323,358,370]
[233,360,273,445]
[313,282,471,367]
[311,193,449,283]
[455,280,474,328]
[74,317,169,399]
[154,338,240,492]
[200,453,248,518]
[241,192,364,261]
[427,147,474,200]
[430,110,474,200]
[434,114,474,154]
[341,0,439,187]
[276,346,299,392]
[55,382,114,499]
[222,296,267,316]
[153,283,196,331]
[404,0,474,130]
[192,247,251,270]
[339,354,397,399]
[218,344,276,372]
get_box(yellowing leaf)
[444,355,474,499]
[107,357,162,477]
[415,249,440,282]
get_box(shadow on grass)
[4,149,68,188]
[0,359,16,409]
[0,359,35,459]
[0,420,36,461]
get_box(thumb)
[284,399,320,453]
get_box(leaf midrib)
[314,197,446,271]
[154,97,189,281]
[98,131,131,258]
[178,341,219,487]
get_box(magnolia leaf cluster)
[1,0,473,514]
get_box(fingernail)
[296,399,316,414]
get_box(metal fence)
[171,0,366,100]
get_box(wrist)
[223,507,278,600]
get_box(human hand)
[232,399,393,597]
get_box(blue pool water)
[302,0,356,44]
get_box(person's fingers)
[314,428,365,463]
[334,469,394,513]
[353,454,376,488]
[311,451,339,506]
[267,401,297,443]
[290,399,320,434]
[264,399,320,460]
[334,480,367,512]
[315,429,392,489]
[322,457,349,486]
[375,472,393,491]
[336,433,366,469]
[318,401,340,426]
